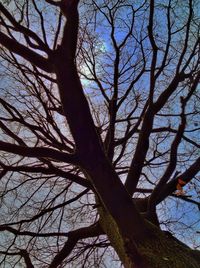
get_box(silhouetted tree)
[0,0,199,267]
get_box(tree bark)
[99,208,200,268]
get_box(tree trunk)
[99,207,200,268]
[53,3,200,267]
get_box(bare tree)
[0,0,200,267]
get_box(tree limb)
[148,98,186,212]
[49,222,103,268]
[0,249,34,268]
[0,3,49,52]
[0,163,91,188]
[156,156,200,205]
[0,141,78,165]
[0,32,53,72]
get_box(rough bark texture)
[99,208,200,268]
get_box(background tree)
[0,0,199,267]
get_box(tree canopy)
[0,0,199,267]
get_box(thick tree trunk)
[54,34,200,268]
[99,207,200,268]
[53,3,200,267]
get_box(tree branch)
[156,156,200,205]
[0,32,53,72]
[148,99,186,212]
[0,249,34,268]
[2,189,89,226]
[0,163,91,188]
[0,3,49,52]
[49,222,103,268]
[125,107,154,196]
[0,225,69,237]
[0,141,77,165]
